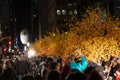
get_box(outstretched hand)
[75,49,82,56]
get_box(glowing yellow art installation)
[32,8,120,62]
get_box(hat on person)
[115,57,120,61]
[40,61,46,66]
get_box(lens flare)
[28,49,35,58]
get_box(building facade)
[32,0,120,39]
[0,0,9,37]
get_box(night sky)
[15,0,32,34]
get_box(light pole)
[0,25,2,55]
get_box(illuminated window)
[68,3,72,7]
[73,3,77,6]
[62,10,66,15]
[57,10,61,15]
[74,10,77,14]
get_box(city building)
[36,0,56,37]
[110,0,120,18]
[0,0,9,37]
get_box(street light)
[27,49,35,58]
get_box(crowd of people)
[0,53,120,80]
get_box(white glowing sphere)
[20,29,29,44]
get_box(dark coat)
[1,67,16,80]
[15,60,30,75]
